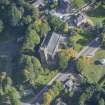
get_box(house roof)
[65,79,73,88]
[41,32,61,57]
[68,13,86,26]
[76,13,86,23]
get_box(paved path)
[76,37,100,59]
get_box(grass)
[74,30,96,52]
[35,69,58,85]
[87,5,105,25]
[72,0,86,8]
[80,49,105,83]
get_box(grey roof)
[76,13,86,23]
[41,32,60,56]
[68,13,86,26]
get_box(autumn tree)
[43,90,53,105]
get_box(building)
[57,0,72,13]
[64,79,74,91]
[33,0,45,8]
[39,32,67,67]
[68,13,87,27]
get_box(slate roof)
[41,32,60,56]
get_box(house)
[64,79,74,91]
[56,0,72,13]
[68,13,87,27]
[33,0,45,8]
[39,32,67,66]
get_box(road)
[76,37,100,59]
[29,37,100,105]
[48,2,96,20]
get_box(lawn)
[72,0,86,8]
[80,49,105,83]
[87,5,105,25]
[35,69,58,85]
[74,29,96,52]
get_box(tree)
[64,22,69,33]
[3,76,12,89]
[17,55,43,85]
[47,15,64,32]
[43,91,52,105]
[68,34,83,47]
[79,87,93,105]
[20,29,40,53]
[7,87,21,105]
[100,32,105,48]
[0,0,10,5]
[98,98,105,105]
[76,57,85,73]
[8,3,22,26]
[0,20,4,33]
[58,51,69,70]
[96,0,105,5]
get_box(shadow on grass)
[87,5,105,17]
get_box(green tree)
[8,3,22,26]
[101,32,105,48]
[68,34,83,47]
[21,29,40,53]
[98,98,105,105]
[7,87,21,105]
[0,20,4,33]
[18,55,43,85]
[48,15,64,32]
[58,51,69,70]
[0,0,10,5]
[76,57,85,72]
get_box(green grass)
[35,69,58,85]
[87,5,105,25]
[72,0,86,8]
[80,49,105,83]
[89,17,105,25]
[74,30,96,52]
